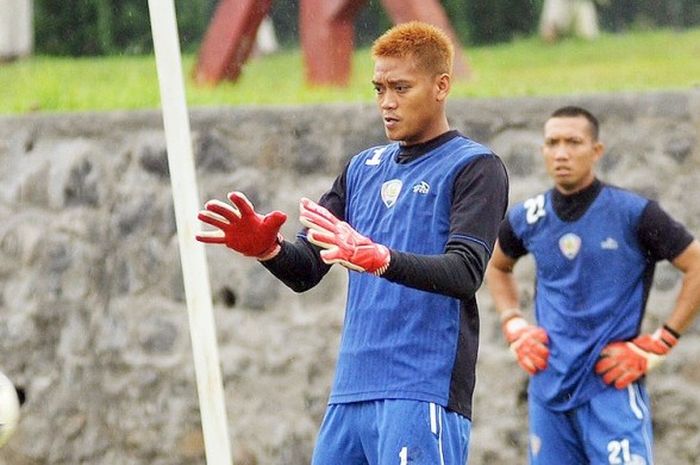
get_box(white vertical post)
[147,2,233,464]
[0,0,34,59]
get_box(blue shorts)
[529,382,653,465]
[311,399,471,465]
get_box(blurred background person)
[539,0,601,42]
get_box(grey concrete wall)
[0,90,699,464]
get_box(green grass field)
[1,28,699,115]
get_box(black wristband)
[663,324,682,340]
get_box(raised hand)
[299,197,390,275]
[196,191,286,260]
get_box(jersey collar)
[395,130,461,164]
[552,178,603,222]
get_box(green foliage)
[464,0,541,44]
[33,0,217,55]
[599,0,700,31]
[31,0,700,56]
[2,28,699,114]
[268,0,299,48]
[442,0,471,44]
[34,0,100,55]
[355,0,392,47]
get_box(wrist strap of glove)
[658,324,680,348]
[662,324,681,340]
[257,234,284,261]
[499,308,524,325]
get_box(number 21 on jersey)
[524,194,546,224]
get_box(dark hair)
[550,106,600,140]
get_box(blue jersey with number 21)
[508,186,651,411]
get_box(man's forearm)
[382,246,486,300]
[260,238,330,293]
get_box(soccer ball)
[0,371,20,448]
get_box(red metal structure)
[194,0,272,86]
[195,0,470,87]
[299,0,367,86]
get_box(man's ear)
[436,73,451,102]
[593,141,605,162]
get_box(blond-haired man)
[198,22,508,464]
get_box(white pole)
[147,2,233,464]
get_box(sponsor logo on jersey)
[559,233,581,259]
[365,147,386,166]
[412,181,430,195]
[381,179,402,208]
[601,237,619,250]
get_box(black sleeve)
[260,164,349,292]
[637,200,694,262]
[497,217,528,259]
[382,154,509,299]
[260,237,330,293]
[447,153,510,255]
[383,241,490,300]
[316,164,348,220]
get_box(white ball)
[0,371,20,448]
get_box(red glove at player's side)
[299,197,390,275]
[502,315,550,375]
[595,326,679,389]
[196,191,286,260]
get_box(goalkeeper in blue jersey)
[486,106,700,465]
[196,21,509,465]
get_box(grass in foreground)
[1,28,699,115]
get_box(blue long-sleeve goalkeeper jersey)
[328,136,498,417]
[263,130,509,418]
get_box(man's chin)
[384,129,403,142]
[556,181,587,194]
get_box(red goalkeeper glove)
[502,314,550,375]
[195,191,286,260]
[299,197,390,275]
[595,326,679,389]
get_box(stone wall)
[0,90,699,464]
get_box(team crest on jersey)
[559,233,581,259]
[381,179,402,208]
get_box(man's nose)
[380,91,397,110]
[553,144,569,159]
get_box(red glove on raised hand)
[196,191,286,260]
[299,197,390,275]
[595,326,679,389]
[502,315,550,375]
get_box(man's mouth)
[384,116,399,128]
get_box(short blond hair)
[371,21,454,75]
